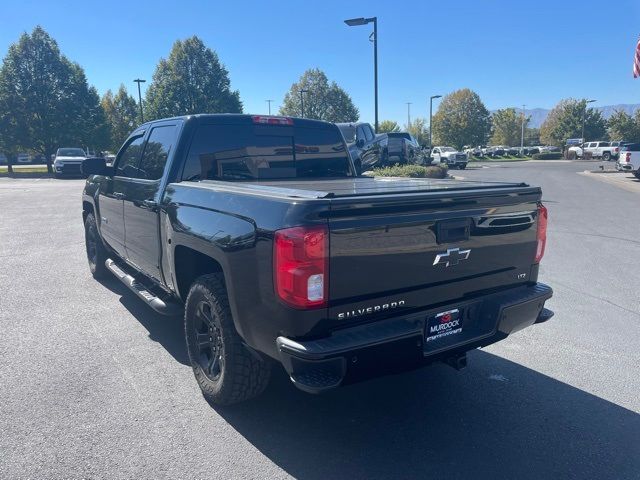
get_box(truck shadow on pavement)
[96,277,639,479]
[216,351,639,480]
[97,276,189,365]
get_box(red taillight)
[626,152,631,162]
[535,204,548,263]
[252,115,293,126]
[274,225,328,308]
[615,147,619,152]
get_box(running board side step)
[105,259,183,316]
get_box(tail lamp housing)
[535,204,548,263]
[274,225,328,308]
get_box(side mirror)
[356,138,365,148]
[81,157,109,176]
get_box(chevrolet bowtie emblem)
[433,248,471,267]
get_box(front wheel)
[634,171,640,180]
[84,212,108,279]
[185,274,271,405]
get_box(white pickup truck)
[569,141,619,161]
[431,146,468,169]
[616,143,640,178]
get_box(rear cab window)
[182,123,353,181]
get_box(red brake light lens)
[274,225,328,308]
[626,152,631,162]
[535,204,548,264]
[252,115,293,126]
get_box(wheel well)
[174,246,225,300]
[82,201,94,222]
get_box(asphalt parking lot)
[1,161,639,479]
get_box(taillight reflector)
[535,204,548,264]
[274,225,328,308]
[252,115,293,126]
[626,152,631,162]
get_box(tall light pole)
[133,78,146,123]
[582,99,596,144]
[299,89,308,118]
[429,95,442,149]
[406,102,412,127]
[344,17,378,132]
[266,99,273,115]
[520,104,526,152]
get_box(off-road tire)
[185,274,271,405]
[84,213,109,279]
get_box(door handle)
[113,192,125,199]
[141,199,158,210]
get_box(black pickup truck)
[81,114,553,405]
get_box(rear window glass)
[387,133,411,139]
[621,143,640,151]
[182,124,352,181]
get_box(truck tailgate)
[325,182,541,320]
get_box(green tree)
[540,99,607,146]
[145,36,242,120]
[607,109,640,143]
[0,26,107,172]
[102,85,139,151]
[378,120,400,133]
[432,89,491,150]
[491,108,528,146]
[405,118,429,146]
[279,68,358,122]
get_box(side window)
[115,135,145,177]
[356,126,366,142]
[364,125,374,141]
[139,125,178,180]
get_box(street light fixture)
[582,99,596,145]
[429,95,442,149]
[344,16,378,133]
[133,78,146,123]
[299,89,308,118]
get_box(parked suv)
[336,122,382,173]
[53,147,87,177]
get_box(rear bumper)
[277,283,553,393]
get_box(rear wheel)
[459,164,467,170]
[185,274,271,405]
[84,212,108,279]
[603,152,611,161]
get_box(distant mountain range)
[493,104,640,129]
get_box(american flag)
[634,37,640,78]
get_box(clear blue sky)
[1,0,639,126]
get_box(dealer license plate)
[425,309,463,343]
